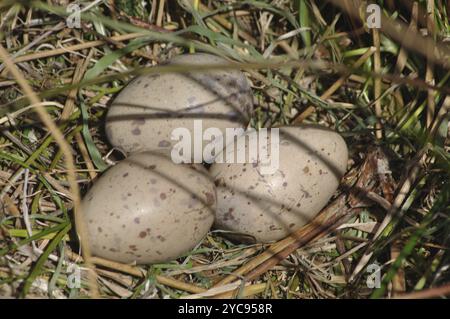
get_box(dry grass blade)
[372,28,382,139]
[5,33,147,65]
[214,195,348,287]
[0,44,99,298]
[425,0,436,128]
[243,196,351,282]
[327,0,450,68]
[65,251,206,294]
[292,46,375,124]
[396,282,450,299]
[394,2,418,74]
[184,282,267,299]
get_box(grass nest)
[0,0,449,299]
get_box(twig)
[372,28,382,139]
[426,0,436,128]
[183,282,266,299]
[395,282,450,299]
[394,2,418,74]
[156,0,166,27]
[214,195,349,287]
[243,198,351,283]
[61,52,90,120]
[65,250,206,294]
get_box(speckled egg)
[105,53,253,162]
[209,125,348,243]
[80,152,216,264]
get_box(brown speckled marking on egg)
[131,127,141,136]
[105,53,253,162]
[210,125,348,243]
[80,152,216,264]
[138,231,147,238]
[158,140,171,148]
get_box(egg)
[105,53,253,162]
[209,125,348,243]
[80,152,216,264]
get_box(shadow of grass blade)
[80,38,153,172]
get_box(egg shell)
[209,125,348,243]
[80,152,216,264]
[105,53,253,162]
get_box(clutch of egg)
[80,53,251,264]
[79,53,348,264]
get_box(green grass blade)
[20,222,72,298]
